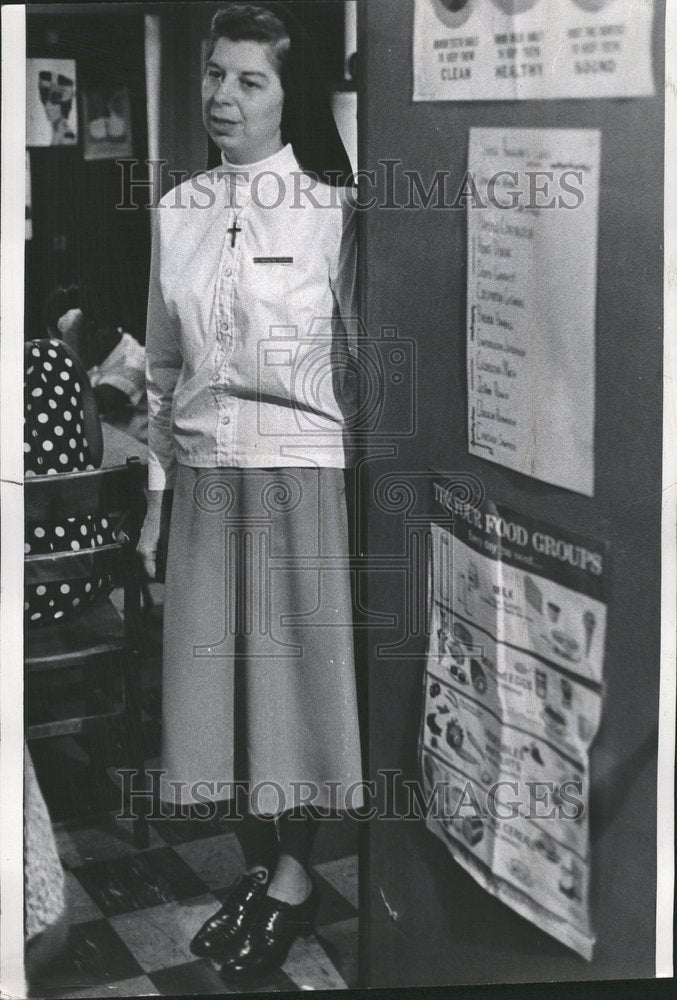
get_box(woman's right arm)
[138,487,174,581]
[138,207,183,579]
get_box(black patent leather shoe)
[190,871,269,959]
[219,879,320,981]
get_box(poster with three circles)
[413,0,656,100]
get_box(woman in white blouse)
[138,2,362,982]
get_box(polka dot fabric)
[24,340,115,626]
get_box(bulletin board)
[360,0,664,986]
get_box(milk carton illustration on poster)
[420,483,609,959]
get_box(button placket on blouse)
[214,187,250,461]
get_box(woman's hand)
[137,489,173,580]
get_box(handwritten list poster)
[467,128,600,496]
[413,0,655,102]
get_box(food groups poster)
[420,485,609,958]
[413,0,655,101]
[467,127,600,495]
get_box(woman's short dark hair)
[207,2,353,186]
[208,3,291,72]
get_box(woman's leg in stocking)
[232,810,279,882]
[267,808,319,904]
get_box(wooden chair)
[24,457,150,848]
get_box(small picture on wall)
[26,58,78,147]
[81,86,133,161]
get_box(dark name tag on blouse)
[253,256,294,264]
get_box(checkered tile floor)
[33,810,358,996]
[28,588,358,995]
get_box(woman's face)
[202,37,285,164]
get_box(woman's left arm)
[329,193,360,411]
[329,192,359,329]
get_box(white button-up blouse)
[145,142,358,490]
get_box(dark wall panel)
[362,0,664,986]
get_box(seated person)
[44,285,148,445]
[24,337,115,625]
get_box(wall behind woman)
[26,9,150,341]
[361,0,665,988]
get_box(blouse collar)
[220,142,299,188]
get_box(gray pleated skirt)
[159,465,363,816]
